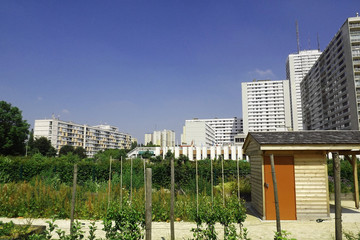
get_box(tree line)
[0,100,136,158]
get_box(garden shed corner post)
[333,152,342,240]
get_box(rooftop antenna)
[296,20,300,53]
[356,12,359,17]
[307,32,311,50]
[317,33,320,51]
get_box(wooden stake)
[144,157,146,206]
[196,157,199,216]
[211,158,214,207]
[70,164,78,235]
[130,158,133,206]
[170,158,175,240]
[108,156,112,209]
[145,168,152,240]
[222,156,225,207]
[270,154,281,234]
[333,152,342,240]
[237,157,240,200]
[352,155,359,209]
[120,156,123,209]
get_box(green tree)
[165,149,174,160]
[94,149,127,162]
[0,101,30,156]
[74,147,87,159]
[32,136,57,157]
[130,141,138,151]
[27,129,34,155]
[59,145,75,157]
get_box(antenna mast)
[296,20,300,53]
[317,33,320,51]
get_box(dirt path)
[1,201,359,239]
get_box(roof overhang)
[259,144,360,155]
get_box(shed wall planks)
[294,153,329,219]
[248,141,263,217]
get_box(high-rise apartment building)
[286,50,322,130]
[301,15,360,130]
[144,129,175,147]
[34,118,133,157]
[181,120,215,146]
[181,117,242,146]
[242,80,292,134]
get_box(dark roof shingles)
[249,131,360,145]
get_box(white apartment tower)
[286,50,322,130]
[301,15,360,130]
[34,118,133,157]
[144,129,175,147]
[242,80,292,134]
[181,120,215,146]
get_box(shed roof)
[248,131,360,145]
[243,131,360,153]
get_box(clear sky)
[1,1,359,143]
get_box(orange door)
[264,156,296,220]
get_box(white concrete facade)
[144,129,175,147]
[183,117,242,146]
[127,146,246,160]
[242,80,292,134]
[34,118,133,157]
[301,15,360,130]
[181,120,215,146]
[286,50,322,130]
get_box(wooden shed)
[243,131,360,220]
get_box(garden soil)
[1,200,359,240]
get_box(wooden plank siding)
[294,152,329,219]
[247,141,264,218]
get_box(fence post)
[120,156,123,209]
[70,164,78,235]
[211,158,214,207]
[170,158,175,240]
[145,168,152,240]
[108,156,112,210]
[222,156,225,207]
[196,157,199,216]
[237,158,240,200]
[130,158,133,206]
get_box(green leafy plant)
[274,230,296,240]
[191,204,218,240]
[344,230,360,240]
[103,204,145,240]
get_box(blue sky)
[1,1,359,143]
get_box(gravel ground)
[1,201,359,240]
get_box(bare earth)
[1,200,359,240]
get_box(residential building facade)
[286,50,322,130]
[34,118,133,157]
[182,117,242,146]
[242,80,292,134]
[144,129,175,147]
[181,120,215,146]
[301,15,360,130]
